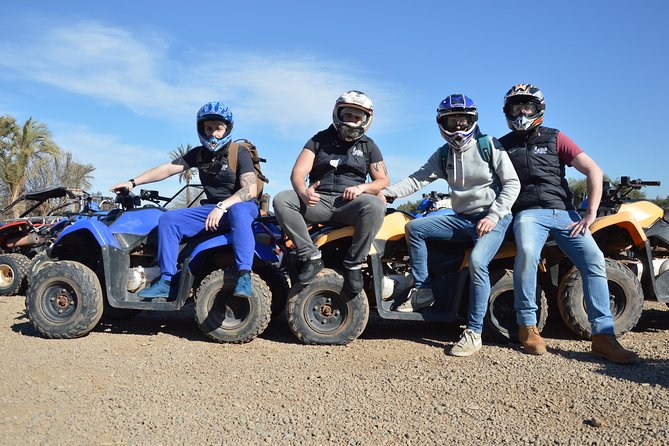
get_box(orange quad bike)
[283,200,548,346]
[538,176,669,339]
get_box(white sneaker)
[449,329,482,357]
[395,288,435,313]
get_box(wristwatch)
[128,178,137,188]
[216,201,227,212]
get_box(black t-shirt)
[304,125,383,193]
[182,143,255,203]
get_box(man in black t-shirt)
[111,101,259,300]
[273,91,389,295]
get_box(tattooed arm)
[361,160,390,194]
[341,160,390,200]
[205,172,258,230]
[234,172,258,202]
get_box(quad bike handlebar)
[602,176,661,205]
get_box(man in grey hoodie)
[380,94,520,357]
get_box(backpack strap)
[439,143,450,180]
[476,134,493,167]
[228,141,239,174]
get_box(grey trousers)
[273,190,385,268]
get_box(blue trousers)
[156,202,259,281]
[513,209,614,334]
[406,212,512,333]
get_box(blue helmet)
[197,101,234,151]
[436,94,478,148]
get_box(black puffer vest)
[499,126,575,212]
[309,125,373,193]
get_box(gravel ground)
[1,295,668,446]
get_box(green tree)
[396,199,422,214]
[168,143,198,208]
[0,116,60,216]
[568,176,645,208]
[29,151,95,191]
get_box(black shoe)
[343,268,364,295]
[298,258,324,285]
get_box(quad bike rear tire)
[483,269,548,343]
[25,260,104,338]
[286,268,369,345]
[254,260,290,320]
[0,253,30,296]
[557,258,643,339]
[195,270,272,343]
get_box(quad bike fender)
[109,207,165,236]
[590,211,646,247]
[617,201,664,228]
[54,219,121,250]
[459,242,519,270]
[189,232,280,272]
[0,220,33,247]
[313,211,411,255]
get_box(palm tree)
[169,143,197,207]
[0,116,60,216]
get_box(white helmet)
[332,90,374,141]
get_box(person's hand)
[567,211,595,237]
[110,181,134,194]
[476,217,496,237]
[205,207,226,231]
[300,181,321,207]
[377,192,387,205]
[342,184,363,201]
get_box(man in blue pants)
[111,101,259,299]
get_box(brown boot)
[591,334,639,364]
[518,325,547,355]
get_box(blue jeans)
[406,213,512,333]
[513,209,614,335]
[157,202,259,281]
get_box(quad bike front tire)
[286,268,369,345]
[483,269,548,343]
[195,270,272,344]
[25,261,104,338]
[27,251,53,282]
[0,253,30,296]
[557,258,643,339]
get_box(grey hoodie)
[383,135,520,223]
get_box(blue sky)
[2,1,668,205]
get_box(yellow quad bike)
[284,206,547,346]
[538,176,669,339]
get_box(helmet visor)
[508,102,540,118]
[437,114,476,132]
[337,106,369,126]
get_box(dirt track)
[1,295,668,445]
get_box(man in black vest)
[498,84,637,364]
[273,91,388,296]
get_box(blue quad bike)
[25,187,288,343]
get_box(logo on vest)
[534,146,548,155]
[330,155,347,170]
[351,148,364,157]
